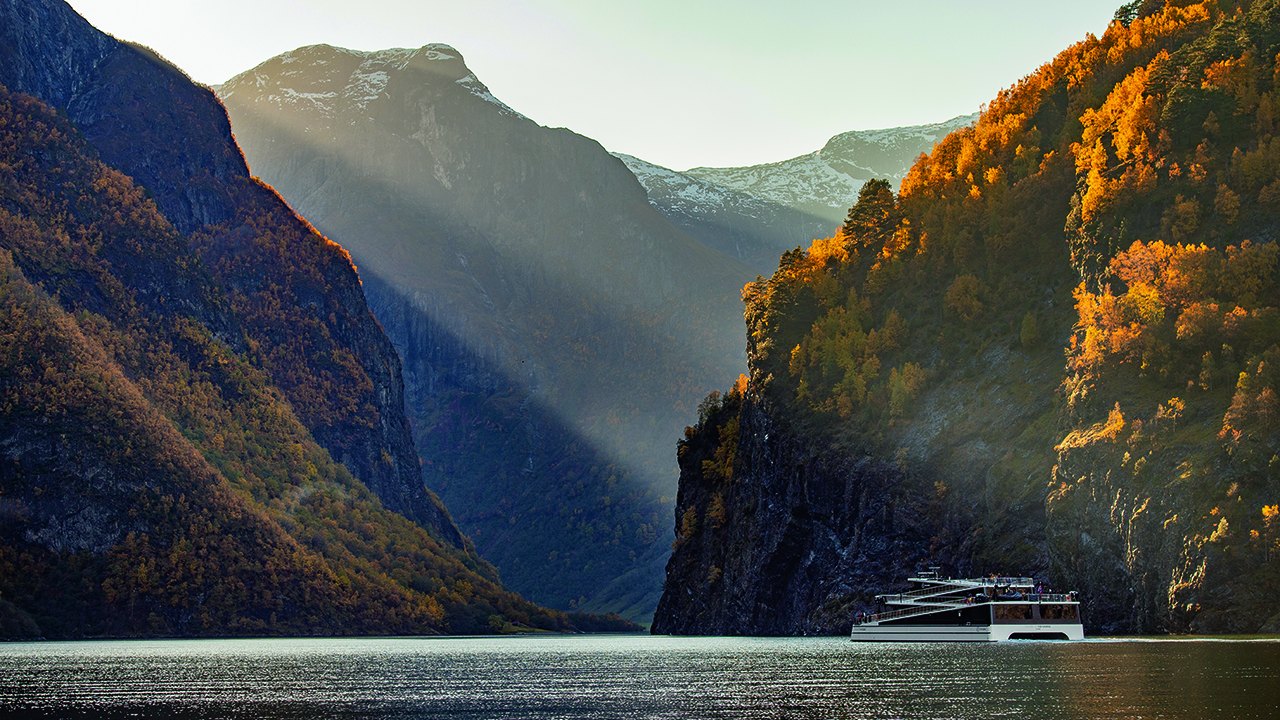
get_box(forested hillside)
[0,85,623,637]
[0,0,459,544]
[656,0,1280,635]
[0,0,637,638]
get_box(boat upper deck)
[878,576,1060,602]
[860,575,1078,626]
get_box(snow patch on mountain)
[220,43,530,124]
[680,114,979,222]
[615,153,772,221]
[456,73,528,120]
[346,65,389,108]
[420,47,457,62]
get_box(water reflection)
[1,635,1277,719]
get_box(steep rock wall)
[654,391,934,635]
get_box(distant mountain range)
[686,116,979,219]
[616,115,976,272]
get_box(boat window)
[1041,604,1078,620]
[994,604,1032,621]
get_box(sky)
[66,0,1124,171]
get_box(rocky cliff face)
[0,0,114,110]
[218,44,753,619]
[0,0,461,546]
[652,391,925,635]
[1047,377,1280,635]
[653,291,1075,634]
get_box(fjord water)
[2,635,1277,719]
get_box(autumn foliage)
[669,0,1280,632]
[0,85,633,637]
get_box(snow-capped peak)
[676,114,980,221]
[614,114,979,233]
[219,42,531,122]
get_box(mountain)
[217,44,754,621]
[612,153,831,271]
[686,116,979,221]
[615,117,977,272]
[0,0,640,638]
[655,0,1280,636]
[0,0,461,547]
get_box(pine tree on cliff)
[840,179,898,249]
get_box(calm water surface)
[1,635,1277,719]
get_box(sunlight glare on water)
[1,635,1278,719]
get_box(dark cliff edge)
[652,388,927,635]
[0,0,462,546]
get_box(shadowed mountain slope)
[0,74,643,639]
[219,44,754,620]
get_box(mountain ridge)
[615,115,977,272]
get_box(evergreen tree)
[841,179,898,249]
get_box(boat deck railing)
[881,577,1040,604]
[888,582,970,601]
[879,589,961,604]
[881,590,1076,606]
[966,576,1037,588]
[907,576,1037,588]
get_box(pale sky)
[66,0,1122,171]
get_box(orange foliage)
[1070,239,1279,379]
[902,2,1210,204]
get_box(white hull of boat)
[850,623,1084,642]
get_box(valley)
[2,0,1277,641]
[216,44,956,619]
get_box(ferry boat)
[850,571,1084,642]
